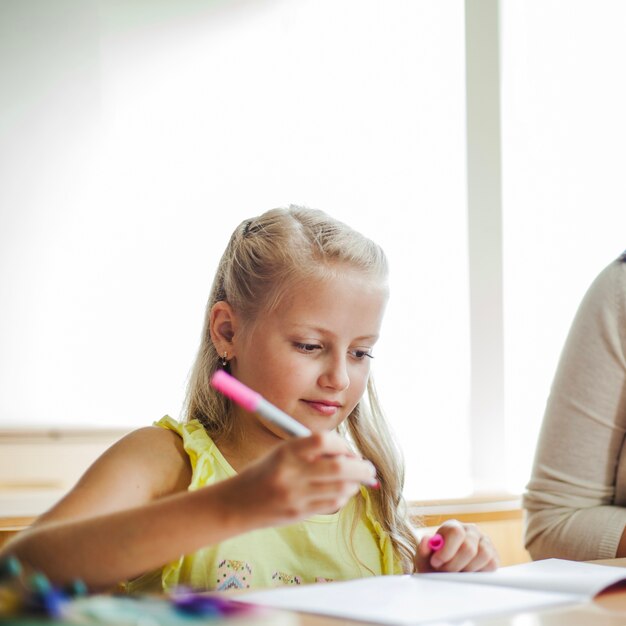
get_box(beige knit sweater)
[523,256,626,560]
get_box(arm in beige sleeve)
[523,258,626,561]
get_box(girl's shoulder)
[153,416,236,484]
[115,420,186,460]
[82,421,192,499]
[121,420,193,497]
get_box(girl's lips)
[301,399,341,416]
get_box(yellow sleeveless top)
[128,416,400,592]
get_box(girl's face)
[230,269,388,439]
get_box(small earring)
[220,351,228,368]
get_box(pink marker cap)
[428,534,444,551]
[211,370,261,412]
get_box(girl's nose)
[319,355,350,391]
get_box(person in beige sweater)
[524,251,626,560]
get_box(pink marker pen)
[428,534,445,551]
[211,370,311,437]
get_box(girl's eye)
[294,342,322,353]
[351,349,374,360]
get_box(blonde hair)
[184,205,419,572]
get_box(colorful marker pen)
[428,534,445,551]
[211,370,311,437]
[0,556,23,617]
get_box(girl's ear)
[209,301,238,358]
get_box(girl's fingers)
[416,521,500,573]
[418,535,432,559]
[432,535,479,571]
[481,558,499,572]
[414,536,438,572]
[307,479,361,500]
[427,520,469,569]
[285,434,377,486]
[309,455,377,486]
[270,476,362,518]
[458,536,499,572]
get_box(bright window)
[9,1,624,502]
[0,1,469,499]
[501,0,626,492]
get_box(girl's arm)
[1,428,374,590]
[1,426,196,589]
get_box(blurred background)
[1,0,625,501]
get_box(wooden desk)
[291,559,626,626]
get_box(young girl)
[2,206,498,592]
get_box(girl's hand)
[221,431,377,530]
[414,520,499,573]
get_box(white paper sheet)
[421,558,626,596]
[238,574,579,625]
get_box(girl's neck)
[215,422,284,472]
